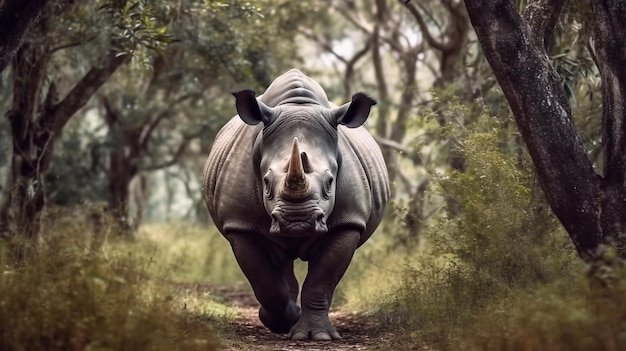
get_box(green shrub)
[0,217,230,351]
[359,117,586,349]
[463,274,626,351]
[305,113,626,350]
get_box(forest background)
[1,1,625,350]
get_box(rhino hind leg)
[287,229,360,341]
[225,232,300,333]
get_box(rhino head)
[232,90,376,236]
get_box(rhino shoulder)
[203,118,264,230]
[339,126,390,204]
[332,126,390,238]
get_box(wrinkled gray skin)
[203,69,389,341]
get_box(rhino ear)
[332,93,377,128]
[232,90,275,125]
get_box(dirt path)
[211,285,412,351]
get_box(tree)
[0,0,51,72]
[303,0,474,244]
[463,0,626,268]
[92,0,314,228]
[0,0,169,239]
[317,0,470,185]
[39,0,316,228]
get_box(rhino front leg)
[226,231,300,333]
[288,229,360,341]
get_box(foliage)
[0,0,181,239]
[336,3,624,347]
[464,274,626,351]
[45,124,109,206]
[103,0,175,59]
[45,0,319,221]
[394,126,578,347]
[436,124,569,291]
[0,212,235,351]
[336,106,608,350]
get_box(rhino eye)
[322,171,334,199]
[263,170,274,199]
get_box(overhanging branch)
[142,140,189,171]
[402,0,448,52]
[48,35,97,54]
[373,135,409,153]
[51,51,129,134]
[298,28,348,64]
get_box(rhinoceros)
[203,69,389,341]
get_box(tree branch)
[100,95,119,126]
[333,2,405,54]
[343,40,370,100]
[139,93,196,149]
[390,50,419,146]
[51,51,129,134]
[298,28,348,64]
[372,3,390,139]
[591,0,626,186]
[522,0,568,52]
[139,112,168,149]
[48,35,97,54]
[142,139,189,171]
[373,135,409,153]
[402,0,448,52]
[333,4,373,35]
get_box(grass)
[336,122,626,350]
[464,276,626,351]
[137,222,247,285]
[0,215,240,351]
[3,115,625,351]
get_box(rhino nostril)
[314,212,328,233]
[271,212,280,222]
[270,212,281,233]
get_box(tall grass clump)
[138,222,247,285]
[0,212,229,351]
[368,115,590,349]
[464,271,626,351]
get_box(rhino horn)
[284,137,309,198]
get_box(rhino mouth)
[269,201,328,235]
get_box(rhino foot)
[259,303,300,333]
[286,315,341,341]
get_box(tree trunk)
[0,39,128,239]
[101,98,139,234]
[0,0,51,73]
[463,0,626,263]
[98,58,195,233]
[0,44,55,239]
[108,151,135,233]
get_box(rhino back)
[203,118,268,233]
[259,69,331,107]
[330,126,390,244]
